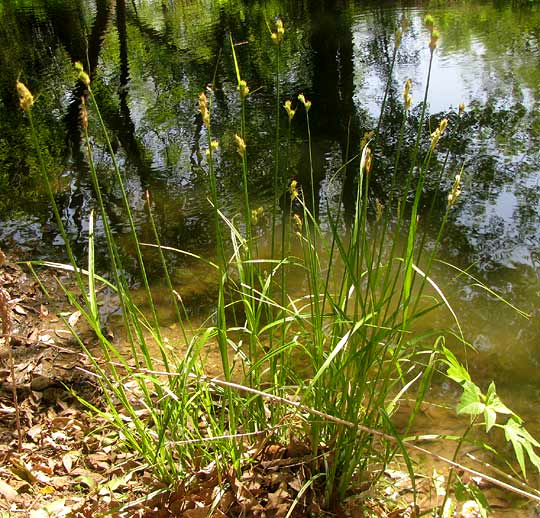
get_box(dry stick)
[124,368,540,504]
[0,287,23,451]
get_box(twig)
[0,287,23,451]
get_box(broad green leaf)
[485,382,512,415]
[504,417,527,477]
[484,407,497,432]
[442,346,471,384]
[457,381,484,416]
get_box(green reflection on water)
[1,0,539,417]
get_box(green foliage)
[443,345,540,479]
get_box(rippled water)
[1,0,539,420]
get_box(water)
[1,0,539,442]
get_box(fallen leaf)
[11,461,38,484]
[27,424,43,441]
[13,304,27,315]
[62,452,78,473]
[68,311,81,327]
[38,334,55,345]
[54,329,72,340]
[0,479,18,502]
[183,507,212,518]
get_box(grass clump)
[17,15,540,516]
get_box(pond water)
[1,0,539,441]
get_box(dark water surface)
[1,1,540,420]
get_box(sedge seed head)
[429,29,440,51]
[360,130,374,149]
[75,62,90,87]
[375,198,384,222]
[401,17,410,33]
[234,134,246,157]
[298,93,311,112]
[364,147,373,175]
[198,92,210,127]
[403,79,413,110]
[238,80,250,99]
[459,102,466,115]
[283,100,296,121]
[272,18,284,45]
[424,14,435,30]
[289,179,299,200]
[395,29,402,49]
[16,80,34,112]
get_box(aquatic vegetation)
[16,14,540,516]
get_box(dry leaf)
[0,479,18,502]
[13,304,27,315]
[68,311,81,327]
[11,461,38,484]
[183,507,212,518]
[62,452,78,473]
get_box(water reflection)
[0,0,539,413]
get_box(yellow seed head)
[210,139,219,151]
[401,17,410,33]
[448,169,463,208]
[364,147,373,175]
[238,80,249,99]
[283,100,296,121]
[439,118,448,133]
[298,93,312,112]
[430,29,440,51]
[293,213,303,230]
[75,62,90,87]
[403,79,413,110]
[289,179,299,200]
[395,29,402,49]
[198,92,210,128]
[234,134,246,157]
[375,198,384,222]
[272,18,284,45]
[16,81,34,112]
[424,15,435,30]
[459,102,466,115]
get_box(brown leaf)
[11,461,38,484]
[13,304,27,315]
[0,479,18,502]
[27,424,43,442]
[183,507,212,518]
[62,452,78,473]
[54,329,72,340]
[68,311,81,327]
[267,487,290,510]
